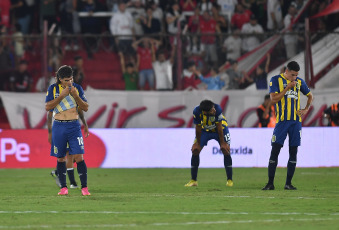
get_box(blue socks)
[77,160,88,188]
[268,143,282,184]
[57,161,67,188]
[224,155,233,180]
[191,155,200,181]
[67,168,76,185]
[286,146,298,185]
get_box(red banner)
[0,130,106,168]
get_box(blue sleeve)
[214,104,223,122]
[299,78,311,95]
[76,84,87,102]
[45,85,55,103]
[199,75,211,84]
[193,106,201,125]
[269,76,279,94]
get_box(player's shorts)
[50,120,85,158]
[271,120,302,147]
[194,126,231,146]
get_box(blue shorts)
[195,126,231,146]
[50,120,85,158]
[271,120,302,147]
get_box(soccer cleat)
[51,170,61,188]
[226,179,233,187]
[70,183,78,189]
[58,187,68,195]
[262,183,275,190]
[184,180,198,187]
[81,187,91,196]
[284,184,297,190]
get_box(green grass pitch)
[0,167,338,230]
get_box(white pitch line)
[0,217,338,229]
[0,211,338,216]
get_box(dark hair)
[287,61,300,72]
[187,61,196,69]
[264,94,270,100]
[73,55,82,61]
[200,100,214,112]
[56,65,73,84]
[126,63,134,68]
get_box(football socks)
[67,168,76,185]
[57,161,67,188]
[191,155,200,181]
[268,143,282,184]
[224,155,233,180]
[286,146,298,185]
[77,160,88,189]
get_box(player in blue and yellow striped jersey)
[262,61,313,191]
[185,100,233,187]
[45,65,90,196]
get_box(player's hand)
[60,86,70,98]
[220,142,230,155]
[48,133,52,144]
[84,126,90,138]
[297,108,308,117]
[286,81,297,90]
[69,84,77,97]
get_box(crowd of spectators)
[0,0,337,92]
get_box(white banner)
[91,127,339,168]
[0,88,338,129]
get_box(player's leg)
[262,122,287,190]
[68,120,90,195]
[50,139,61,187]
[284,122,301,190]
[220,128,233,186]
[51,121,68,194]
[66,151,78,188]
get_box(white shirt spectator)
[109,10,134,40]
[283,13,297,45]
[166,11,185,34]
[127,6,145,36]
[200,2,213,12]
[241,22,264,52]
[153,60,173,90]
[217,0,237,15]
[152,6,163,22]
[267,0,283,30]
[223,35,242,60]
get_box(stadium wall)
[0,127,338,168]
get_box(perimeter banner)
[0,88,338,129]
[0,128,338,168]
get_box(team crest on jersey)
[209,117,215,122]
[54,146,58,154]
[270,81,272,86]
[296,82,300,90]
[272,135,276,142]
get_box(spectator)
[197,67,225,90]
[140,6,161,36]
[257,94,276,128]
[222,59,244,89]
[119,52,138,90]
[217,0,238,16]
[199,10,220,64]
[127,0,146,36]
[267,0,283,31]
[59,0,80,51]
[48,37,64,72]
[152,47,175,90]
[35,67,55,92]
[187,7,201,33]
[212,4,229,34]
[72,55,85,86]
[12,23,24,64]
[198,0,213,12]
[166,2,185,45]
[283,2,298,59]
[182,61,201,90]
[241,15,264,53]
[9,59,33,92]
[222,28,242,61]
[231,3,251,30]
[185,35,205,70]
[0,0,11,29]
[80,0,101,59]
[11,0,30,34]
[132,37,159,90]
[148,0,163,26]
[110,1,135,56]
[253,53,271,90]
[39,0,57,32]
[180,0,197,13]
[0,26,12,90]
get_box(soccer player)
[185,99,233,187]
[262,61,313,190]
[49,109,89,188]
[45,65,90,196]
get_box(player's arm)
[78,109,89,137]
[297,92,313,117]
[69,84,89,112]
[47,111,53,144]
[270,81,297,104]
[216,122,230,154]
[195,124,202,146]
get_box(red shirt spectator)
[199,12,217,44]
[231,4,252,30]
[137,46,153,70]
[180,0,197,12]
[187,7,201,33]
[0,0,11,28]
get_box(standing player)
[45,65,90,196]
[262,61,313,190]
[49,109,89,188]
[185,99,233,187]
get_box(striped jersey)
[45,83,87,115]
[193,104,228,132]
[269,74,310,123]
